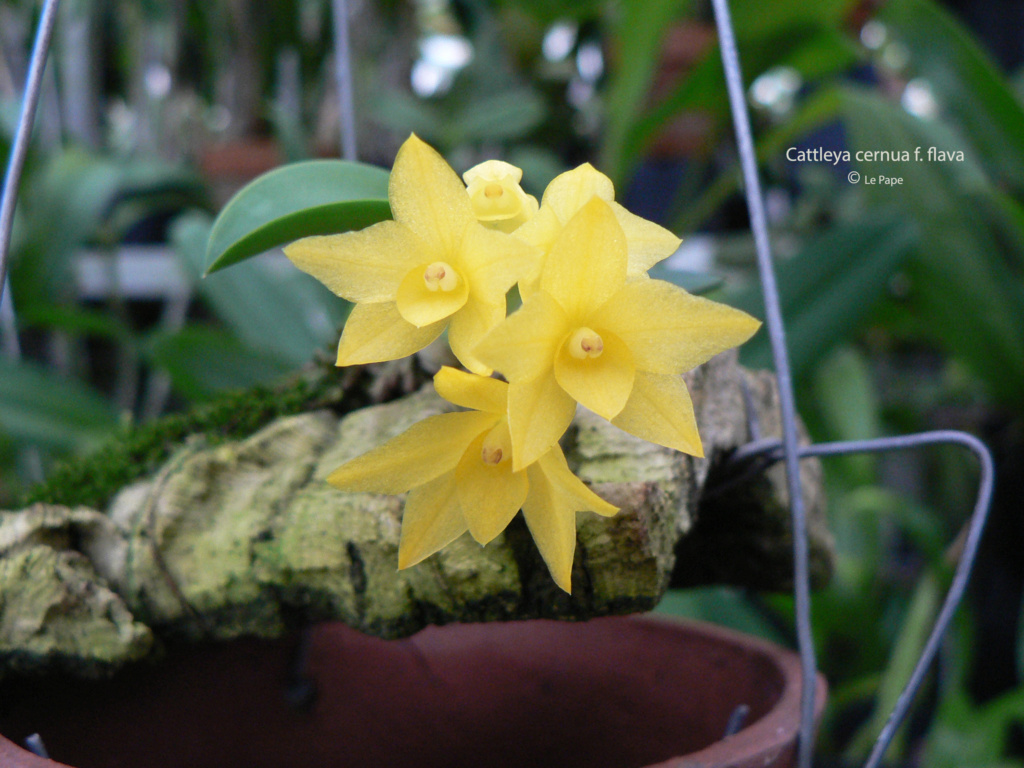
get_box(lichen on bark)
[0,350,832,678]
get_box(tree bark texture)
[0,351,832,678]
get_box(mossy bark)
[0,351,832,678]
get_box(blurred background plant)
[2,0,1024,764]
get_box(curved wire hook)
[707,0,996,765]
[731,431,995,768]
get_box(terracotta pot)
[0,616,826,768]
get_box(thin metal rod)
[0,0,63,314]
[732,431,995,768]
[330,0,358,161]
[708,2,818,765]
[24,734,49,759]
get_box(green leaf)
[647,265,723,294]
[845,572,943,762]
[811,346,881,486]
[613,21,857,185]
[727,216,916,379]
[879,0,1024,193]
[450,88,546,144]
[599,0,691,183]
[204,160,392,274]
[146,326,294,401]
[370,91,446,144]
[0,360,119,452]
[655,586,788,644]
[729,0,855,39]
[174,211,348,368]
[20,304,133,341]
[12,150,205,309]
[673,87,844,232]
[840,87,1024,406]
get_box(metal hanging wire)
[708,1,819,763]
[331,0,358,161]
[709,1,996,767]
[0,2,997,768]
[0,0,62,313]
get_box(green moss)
[20,363,351,511]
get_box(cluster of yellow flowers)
[284,134,760,592]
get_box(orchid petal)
[611,371,704,457]
[460,223,541,300]
[395,263,469,327]
[433,366,506,415]
[464,158,523,185]
[540,197,627,320]
[456,430,529,545]
[283,221,421,303]
[522,465,578,593]
[553,328,635,421]
[448,295,507,376]
[463,160,538,231]
[336,301,446,366]
[592,279,761,374]
[514,204,561,252]
[536,447,618,517]
[474,290,568,382]
[389,134,474,253]
[327,410,500,494]
[541,163,615,224]
[610,202,682,275]
[397,472,468,569]
[507,373,577,472]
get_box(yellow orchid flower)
[463,159,539,233]
[327,366,617,592]
[475,197,761,471]
[284,135,538,375]
[515,162,682,295]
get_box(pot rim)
[633,615,827,768]
[0,614,827,768]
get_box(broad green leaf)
[174,211,348,368]
[988,191,1024,274]
[450,88,546,144]
[647,264,723,295]
[204,160,392,274]
[728,216,916,380]
[146,325,294,401]
[0,359,119,452]
[811,346,881,486]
